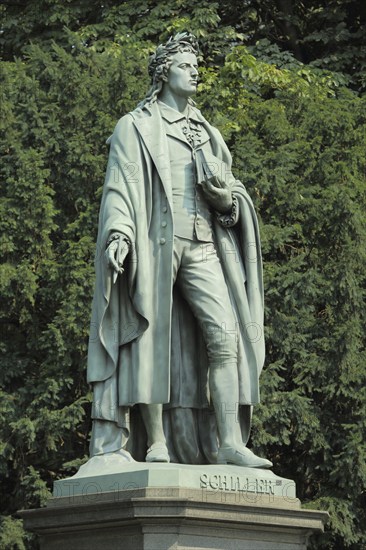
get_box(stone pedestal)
[19,461,328,550]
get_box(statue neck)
[157,90,189,114]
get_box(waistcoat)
[158,101,214,242]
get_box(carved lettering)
[200,474,275,495]
[200,473,208,489]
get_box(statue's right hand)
[105,235,129,280]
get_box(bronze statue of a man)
[87,32,271,468]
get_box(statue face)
[164,52,198,99]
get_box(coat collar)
[130,101,228,203]
[157,100,203,124]
[131,102,173,203]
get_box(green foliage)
[238,95,366,549]
[1,1,365,549]
[218,0,366,93]
[0,516,29,550]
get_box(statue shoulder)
[128,106,152,121]
[115,106,154,133]
[115,111,138,132]
[106,109,149,145]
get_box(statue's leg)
[139,404,165,447]
[208,363,271,466]
[133,238,188,464]
[175,240,241,446]
[176,240,272,468]
[208,361,241,448]
[140,404,170,462]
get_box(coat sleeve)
[87,114,149,383]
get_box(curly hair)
[137,32,199,108]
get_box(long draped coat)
[87,101,265,462]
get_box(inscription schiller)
[200,473,276,494]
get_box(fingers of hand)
[106,243,123,274]
[109,253,119,273]
[202,182,226,199]
[204,187,229,202]
[207,176,223,189]
[117,240,129,267]
[202,179,219,194]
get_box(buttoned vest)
[158,101,214,242]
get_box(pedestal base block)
[19,463,328,550]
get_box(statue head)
[138,32,199,108]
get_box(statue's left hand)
[201,176,233,214]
